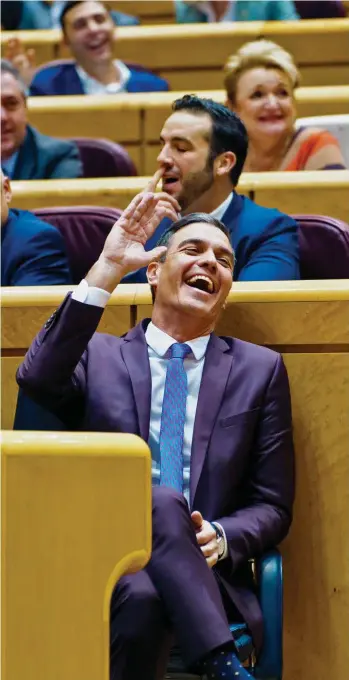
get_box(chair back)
[295,214,349,279]
[33,206,122,284]
[72,137,137,178]
[295,114,349,166]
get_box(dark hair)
[60,1,109,31]
[0,58,28,98]
[172,95,248,186]
[150,212,234,303]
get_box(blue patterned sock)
[200,648,254,679]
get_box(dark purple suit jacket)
[17,294,295,651]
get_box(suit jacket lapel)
[14,128,36,180]
[121,322,151,441]
[190,334,233,507]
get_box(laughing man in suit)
[17,175,295,679]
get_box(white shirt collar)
[145,321,210,361]
[210,192,234,221]
[76,59,131,95]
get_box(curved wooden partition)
[134,279,349,680]
[10,171,349,223]
[1,430,151,680]
[2,19,349,87]
[0,285,136,429]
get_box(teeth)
[186,275,214,293]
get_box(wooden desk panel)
[2,431,151,680]
[251,170,349,223]
[27,95,141,143]
[10,177,152,211]
[11,172,349,224]
[134,279,349,680]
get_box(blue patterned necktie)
[159,342,192,492]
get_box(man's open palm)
[102,170,180,275]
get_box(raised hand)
[4,38,36,87]
[86,170,180,292]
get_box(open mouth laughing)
[185,274,215,294]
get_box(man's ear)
[215,151,236,178]
[3,176,12,205]
[146,260,161,287]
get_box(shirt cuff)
[212,521,229,561]
[71,279,111,308]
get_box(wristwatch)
[211,522,225,559]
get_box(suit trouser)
[110,487,236,680]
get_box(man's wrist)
[210,522,228,560]
[85,255,126,294]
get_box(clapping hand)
[4,38,36,87]
[86,169,180,291]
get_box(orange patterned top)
[284,128,346,171]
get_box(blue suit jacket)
[7,125,82,180]
[123,193,300,283]
[1,209,71,286]
[30,62,169,97]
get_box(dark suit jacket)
[123,193,300,283]
[1,209,71,286]
[9,125,82,180]
[30,62,169,96]
[17,295,295,650]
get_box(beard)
[177,157,215,213]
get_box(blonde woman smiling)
[224,40,346,172]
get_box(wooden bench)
[1,430,151,680]
[134,279,349,680]
[10,171,349,223]
[26,86,349,174]
[2,19,349,88]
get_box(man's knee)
[152,485,189,513]
[152,486,194,541]
[111,573,164,637]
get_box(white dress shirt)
[210,192,233,221]
[76,59,131,95]
[71,284,228,558]
[145,321,209,502]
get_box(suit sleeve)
[216,355,295,571]
[237,214,300,281]
[11,225,71,286]
[16,295,104,424]
[48,143,83,179]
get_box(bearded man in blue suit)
[124,95,300,285]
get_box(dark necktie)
[159,342,191,492]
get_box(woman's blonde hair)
[224,39,300,104]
